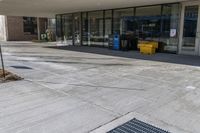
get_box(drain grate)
[107,118,170,133]
[11,65,32,70]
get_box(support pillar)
[37,17,40,41]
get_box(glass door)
[73,13,81,46]
[179,2,200,55]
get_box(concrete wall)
[0,15,7,41]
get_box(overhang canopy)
[0,0,189,18]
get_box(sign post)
[0,44,5,79]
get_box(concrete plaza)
[0,42,200,133]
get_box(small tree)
[0,44,5,79]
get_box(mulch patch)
[0,69,23,83]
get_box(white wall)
[0,15,7,41]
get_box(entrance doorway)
[179,2,200,56]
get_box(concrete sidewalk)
[0,42,200,133]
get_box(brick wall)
[6,16,47,41]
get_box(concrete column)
[37,17,40,40]
[0,15,7,41]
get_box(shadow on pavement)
[45,45,200,67]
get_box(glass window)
[62,14,73,45]
[88,11,104,46]
[55,3,181,53]
[23,17,37,35]
[135,6,161,41]
[73,13,81,45]
[104,10,112,46]
[48,18,56,30]
[113,8,134,35]
[82,12,88,46]
[161,4,180,52]
[182,5,198,47]
[56,15,62,39]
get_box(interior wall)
[6,16,38,41]
[6,16,48,41]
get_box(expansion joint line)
[25,79,122,117]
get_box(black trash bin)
[157,42,166,53]
[127,32,138,50]
[120,34,128,51]
[108,34,114,49]
[131,37,138,50]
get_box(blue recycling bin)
[113,34,120,50]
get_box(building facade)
[56,1,200,56]
[0,16,55,41]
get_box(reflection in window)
[62,14,73,45]
[183,5,198,47]
[23,17,37,35]
[88,11,104,46]
[135,6,161,41]
[56,15,62,40]
[161,4,180,52]
[104,10,112,46]
[82,12,88,46]
[73,13,81,45]
[113,8,134,35]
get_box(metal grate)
[11,65,32,69]
[107,118,170,133]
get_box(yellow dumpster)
[149,41,158,49]
[138,41,158,55]
[140,45,156,55]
